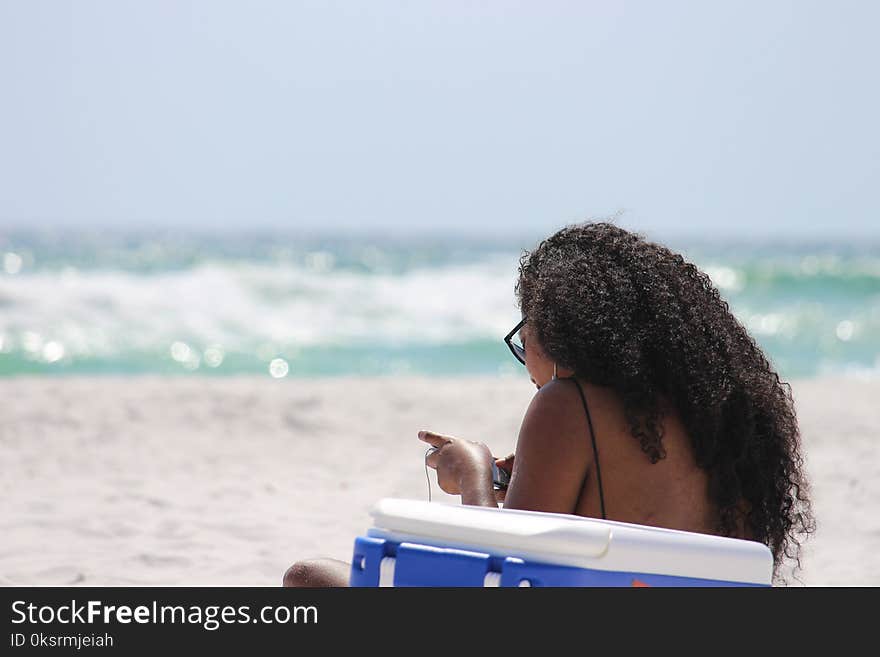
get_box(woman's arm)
[459,466,498,508]
[501,379,593,514]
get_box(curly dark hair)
[516,222,814,581]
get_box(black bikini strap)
[568,378,607,520]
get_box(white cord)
[424,447,436,502]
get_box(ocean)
[1,229,878,380]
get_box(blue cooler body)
[349,498,773,587]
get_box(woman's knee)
[283,559,350,587]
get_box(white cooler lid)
[368,498,773,585]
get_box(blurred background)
[1,0,878,383]
[2,0,879,587]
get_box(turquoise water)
[1,230,878,379]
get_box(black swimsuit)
[562,377,607,520]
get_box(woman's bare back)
[516,377,723,537]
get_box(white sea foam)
[2,238,878,377]
[0,256,522,359]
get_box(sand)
[0,375,877,586]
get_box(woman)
[284,222,814,586]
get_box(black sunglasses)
[504,317,527,365]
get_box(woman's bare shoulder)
[530,377,626,434]
[503,379,595,514]
[523,378,597,436]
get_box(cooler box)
[349,498,773,587]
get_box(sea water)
[1,229,878,380]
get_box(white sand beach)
[0,375,877,586]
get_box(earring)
[552,363,558,380]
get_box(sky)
[0,1,878,241]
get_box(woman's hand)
[419,430,497,507]
[493,453,514,504]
